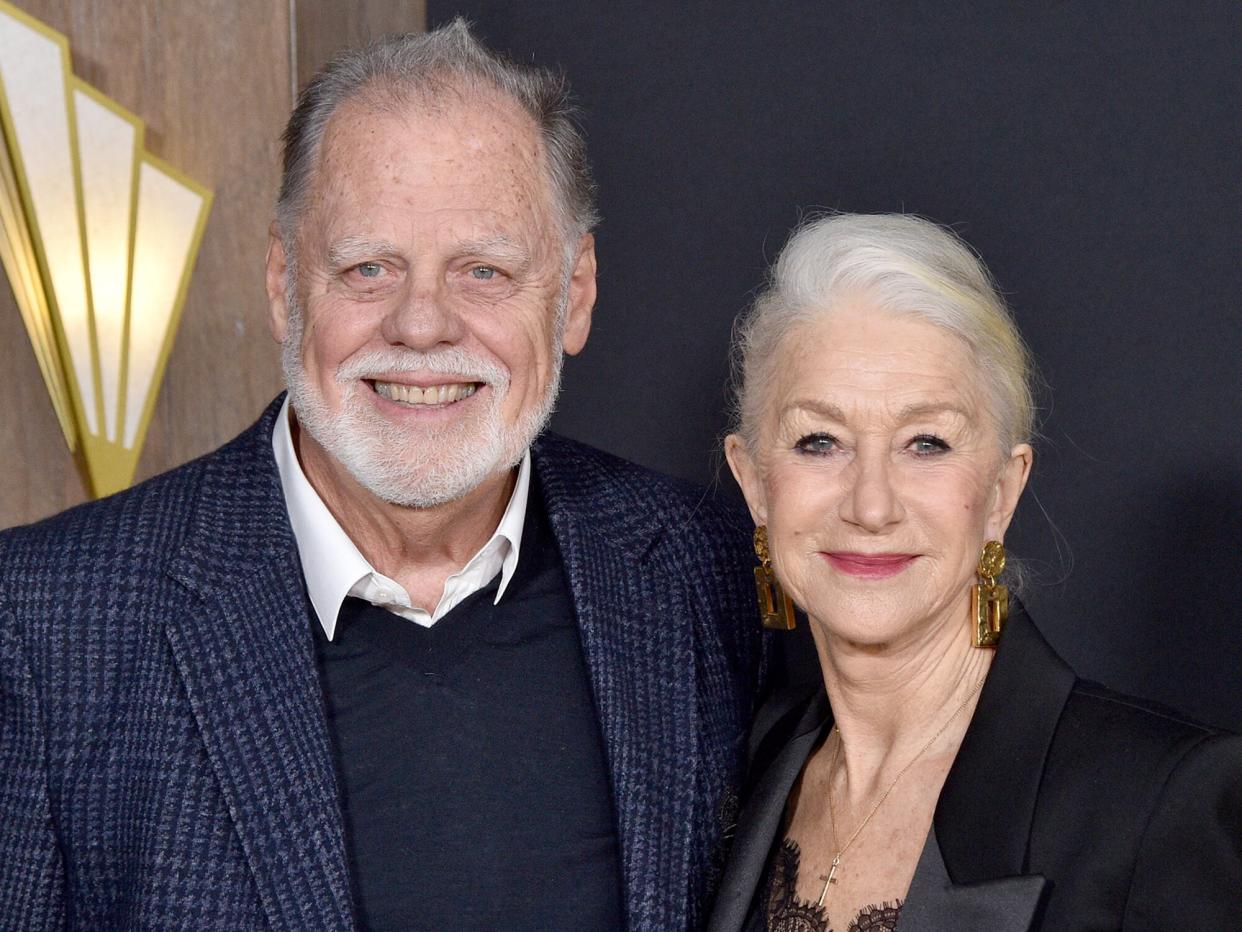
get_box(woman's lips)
[822,552,917,579]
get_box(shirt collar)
[272,396,529,639]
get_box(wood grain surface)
[294,0,426,90]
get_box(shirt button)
[376,589,392,602]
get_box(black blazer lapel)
[901,826,1048,931]
[165,402,354,931]
[706,690,828,932]
[534,435,701,930]
[934,603,1075,887]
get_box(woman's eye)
[909,434,950,455]
[469,265,497,281]
[795,433,837,455]
[355,262,383,279]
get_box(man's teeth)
[373,381,479,405]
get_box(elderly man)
[0,22,762,932]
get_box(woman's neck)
[812,605,993,797]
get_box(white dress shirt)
[272,396,529,640]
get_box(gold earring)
[753,526,796,630]
[971,540,1008,647]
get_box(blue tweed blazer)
[0,398,765,931]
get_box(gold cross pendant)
[817,855,841,907]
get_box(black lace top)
[763,838,902,932]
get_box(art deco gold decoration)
[0,1,212,497]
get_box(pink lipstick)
[822,552,917,579]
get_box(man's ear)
[724,433,767,526]
[988,442,1034,539]
[561,233,597,356]
[265,223,292,343]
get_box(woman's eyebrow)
[895,401,972,421]
[781,399,973,424]
[784,399,849,422]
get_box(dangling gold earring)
[753,525,796,630]
[971,540,1008,647]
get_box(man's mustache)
[335,348,509,390]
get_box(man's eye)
[469,265,497,281]
[910,434,951,455]
[795,433,837,455]
[355,262,383,278]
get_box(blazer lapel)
[934,603,1075,889]
[707,691,828,932]
[901,826,1048,931]
[534,435,700,930]
[165,403,354,931]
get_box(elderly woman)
[708,214,1242,931]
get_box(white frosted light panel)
[0,9,97,431]
[124,161,203,448]
[75,88,137,442]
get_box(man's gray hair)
[732,213,1036,453]
[275,18,598,253]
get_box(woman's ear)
[725,433,767,526]
[988,442,1033,539]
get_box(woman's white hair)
[733,212,1035,453]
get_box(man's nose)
[380,279,465,349]
[838,447,905,532]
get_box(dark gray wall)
[429,1,1242,730]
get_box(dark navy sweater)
[312,477,624,931]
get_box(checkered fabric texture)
[0,397,765,931]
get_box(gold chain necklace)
[816,673,986,908]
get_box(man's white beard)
[281,295,564,509]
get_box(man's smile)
[369,379,481,406]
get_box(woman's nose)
[839,448,905,532]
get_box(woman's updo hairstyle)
[732,213,1035,455]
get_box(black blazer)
[709,605,1242,931]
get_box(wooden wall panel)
[0,0,291,528]
[294,0,426,89]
